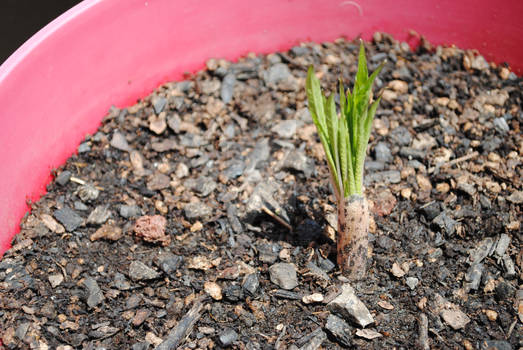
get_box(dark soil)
[1,33,521,350]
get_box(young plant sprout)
[306,41,383,280]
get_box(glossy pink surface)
[0,0,522,255]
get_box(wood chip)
[378,300,394,310]
[355,328,383,340]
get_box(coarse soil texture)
[1,33,522,350]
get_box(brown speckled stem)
[337,195,369,280]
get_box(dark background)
[0,0,83,64]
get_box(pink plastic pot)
[0,0,521,256]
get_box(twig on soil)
[419,200,436,209]
[262,206,292,232]
[428,151,479,173]
[275,325,287,349]
[429,327,447,346]
[505,318,517,339]
[418,313,430,350]
[70,176,105,190]
[70,176,86,185]
[154,296,207,350]
[51,257,68,279]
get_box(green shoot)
[306,41,383,199]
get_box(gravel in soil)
[1,33,522,349]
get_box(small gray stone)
[131,341,151,350]
[223,123,235,139]
[129,261,161,281]
[376,235,400,250]
[420,201,441,221]
[223,161,245,180]
[227,204,243,234]
[219,328,239,347]
[221,73,236,103]
[83,277,104,308]
[87,205,112,225]
[112,272,131,291]
[464,263,483,291]
[306,262,330,281]
[180,133,207,148]
[119,205,142,219]
[458,182,476,196]
[282,150,314,177]
[242,273,259,296]
[167,114,181,133]
[371,52,388,62]
[183,202,212,220]
[223,285,244,302]
[406,277,419,290]
[440,309,470,330]
[364,170,401,185]
[408,159,425,170]
[48,274,64,288]
[55,170,72,186]
[2,262,34,291]
[494,234,511,257]
[271,120,301,139]
[471,54,489,70]
[152,96,167,114]
[190,153,209,168]
[77,142,91,153]
[468,237,495,265]
[399,147,425,160]
[15,322,30,340]
[88,324,119,339]
[126,294,143,309]
[110,131,131,151]
[298,328,327,350]
[246,138,270,173]
[325,314,352,347]
[374,142,392,162]
[432,212,457,236]
[54,207,83,232]
[506,190,523,204]
[290,46,309,56]
[493,117,510,134]
[269,263,298,290]
[200,79,221,95]
[184,176,217,197]
[327,284,374,328]
[479,339,512,350]
[390,126,412,145]
[258,243,279,264]
[365,160,385,171]
[502,254,516,278]
[151,139,177,153]
[264,63,292,85]
[147,173,171,191]
[175,162,189,178]
[157,252,183,278]
[245,181,289,224]
[74,201,89,211]
[93,131,106,142]
[317,255,336,272]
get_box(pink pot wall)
[0,0,521,256]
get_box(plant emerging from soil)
[306,41,383,279]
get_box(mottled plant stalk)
[337,195,369,280]
[305,41,383,280]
